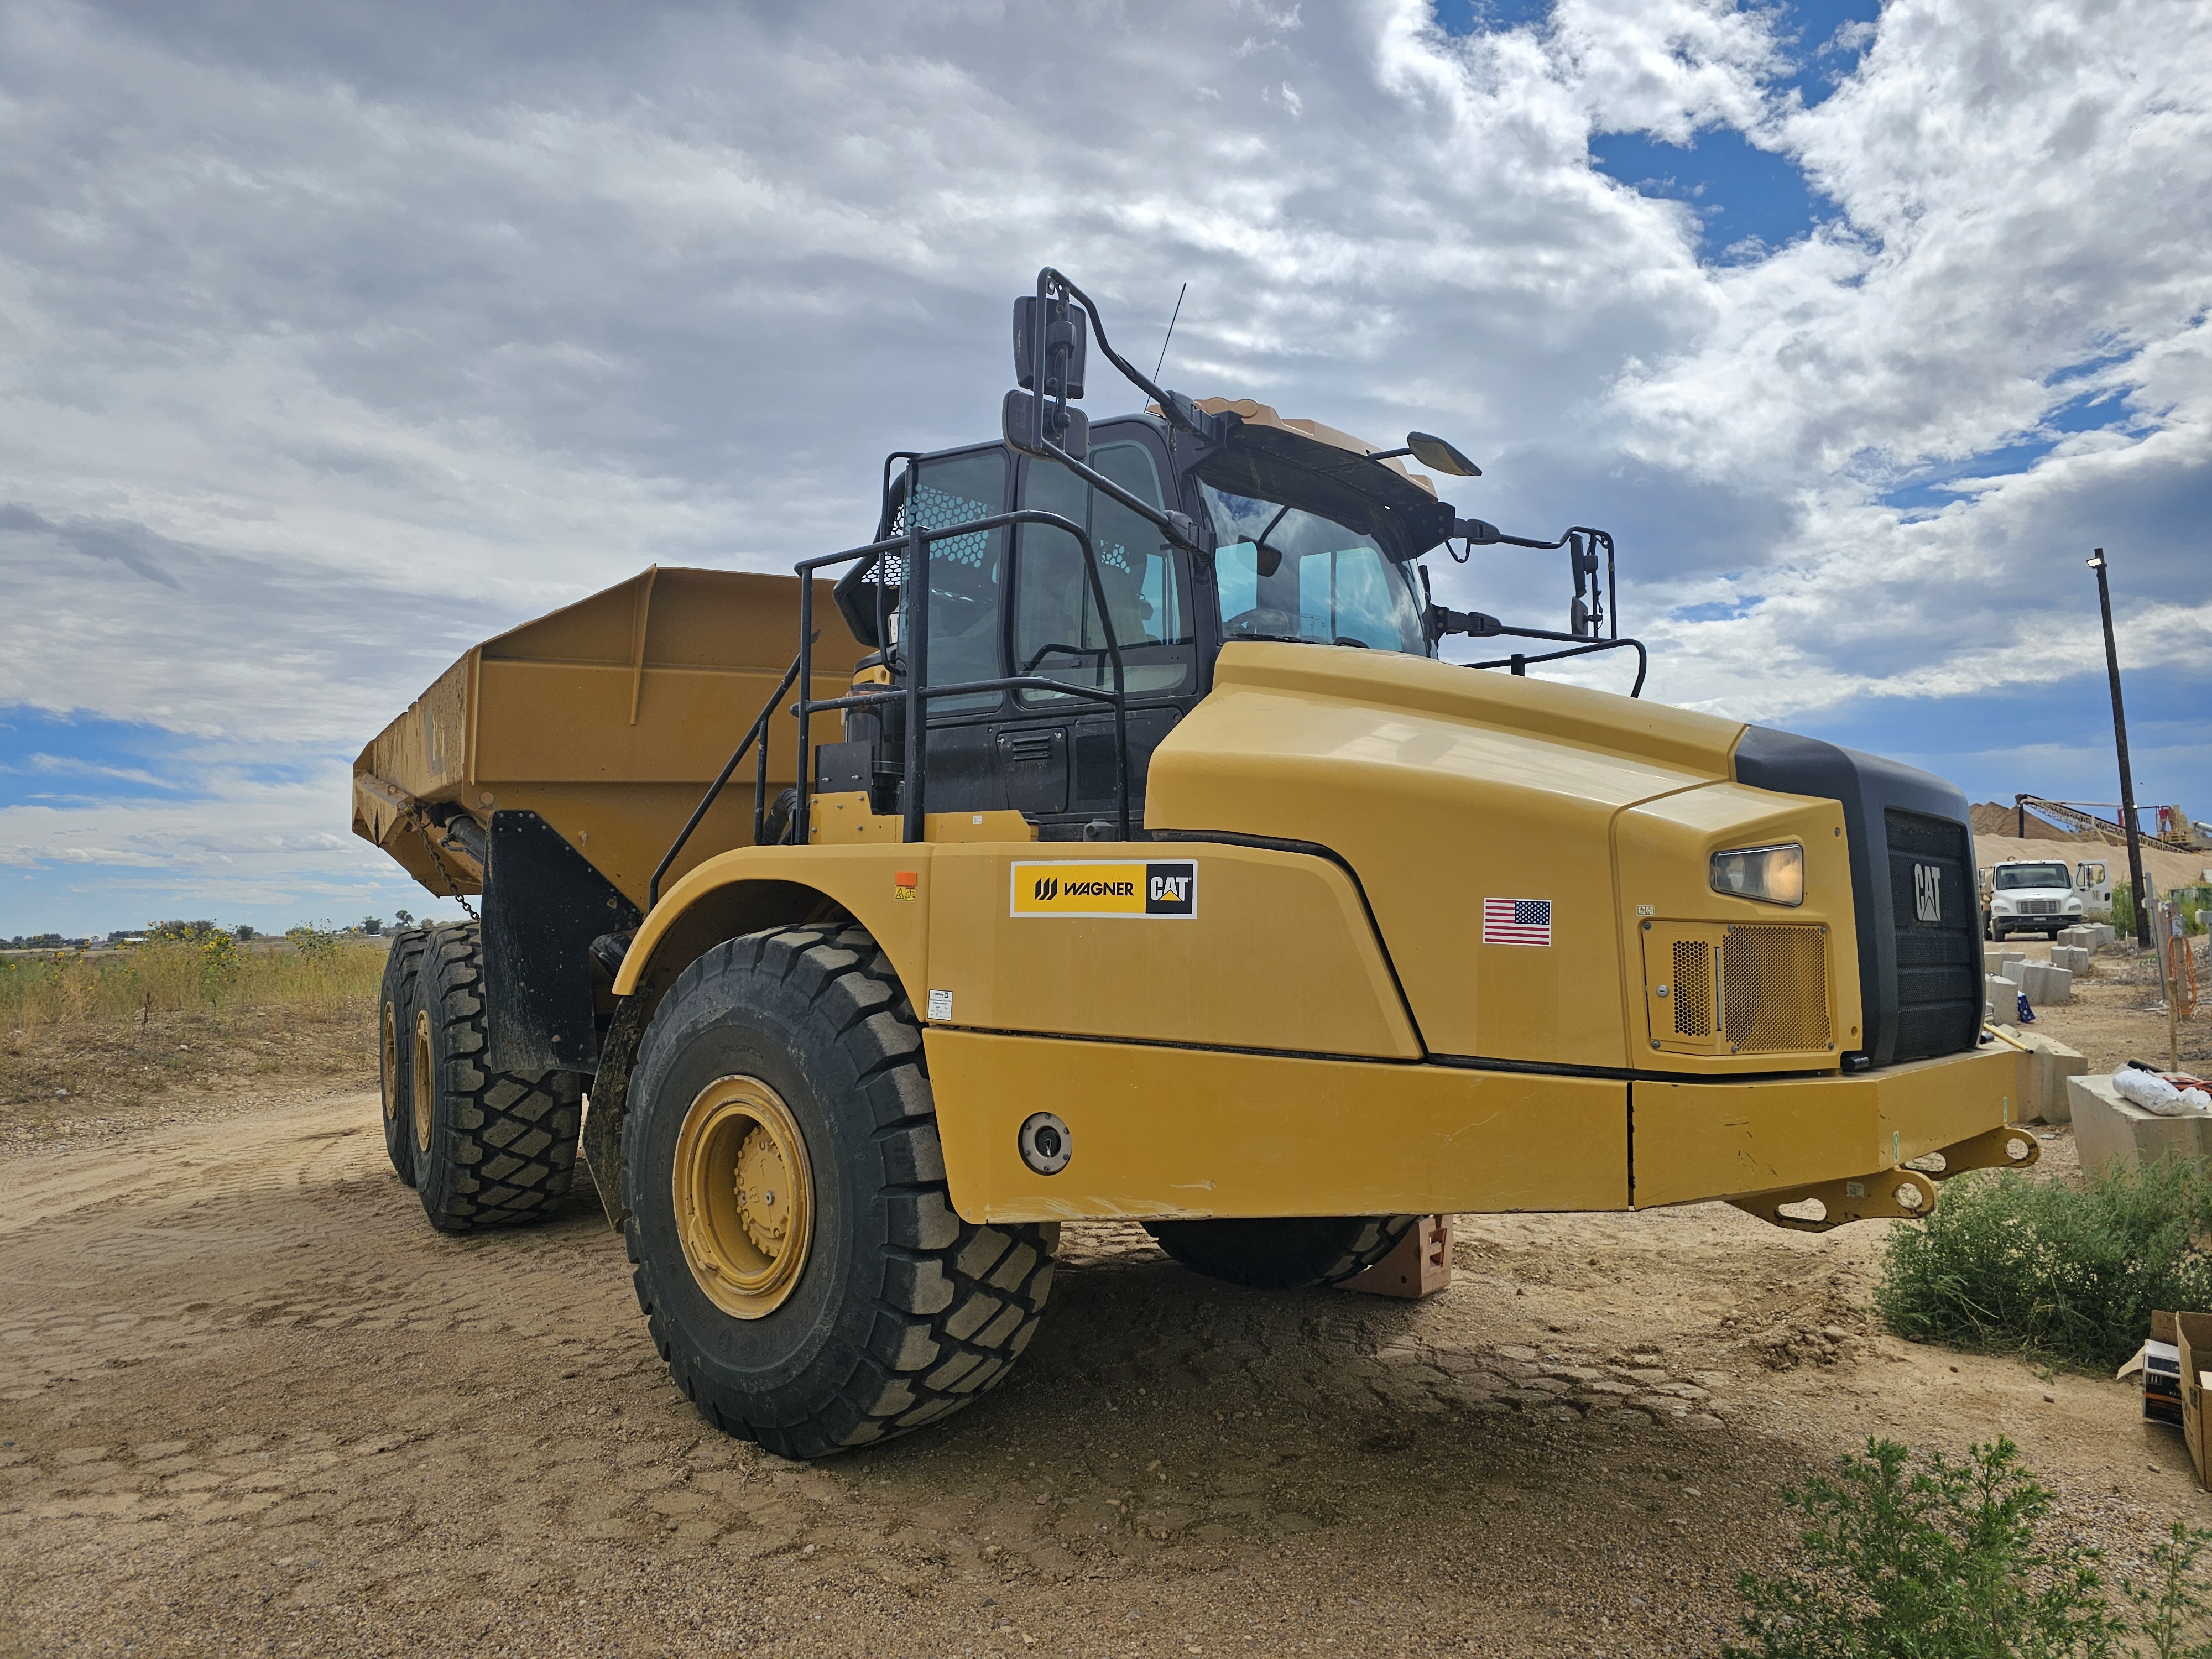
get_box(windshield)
[1995,864,2070,891]
[1198,482,1427,655]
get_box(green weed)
[1874,1157,2212,1371]
[1725,1437,2121,1658]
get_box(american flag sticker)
[1483,898,1553,947]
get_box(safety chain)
[413,814,479,922]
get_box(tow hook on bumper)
[1729,1123,2042,1234]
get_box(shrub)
[1725,1437,2121,1658]
[2125,1523,2212,1659]
[2115,884,2136,937]
[1875,1157,2212,1370]
[284,921,343,968]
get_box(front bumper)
[930,1029,2027,1230]
[1634,1044,2031,1228]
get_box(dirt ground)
[3,980,2210,1657]
[2001,934,2210,1077]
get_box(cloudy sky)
[2,0,2207,936]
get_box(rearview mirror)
[1003,390,1089,462]
[1407,431,1481,477]
[1014,297,1087,399]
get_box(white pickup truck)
[1980,858,2093,940]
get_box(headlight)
[1710,843,1804,906]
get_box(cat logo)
[1913,863,1943,924]
[1010,860,1198,919]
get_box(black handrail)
[649,651,805,909]
[1455,625,1648,698]
[792,505,1133,847]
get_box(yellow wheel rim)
[672,1075,814,1320]
[412,1009,435,1155]
[380,999,400,1124]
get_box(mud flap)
[482,809,640,1073]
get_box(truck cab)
[1985,859,2085,940]
[819,401,1474,839]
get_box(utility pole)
[2088,549,2152,948]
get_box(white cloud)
[0,0,2206,932]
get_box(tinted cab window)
[1015,437,1193,705]
[893,447,1009,713]
[1199,481,1427,655]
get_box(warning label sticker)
[1009,860,1198,920]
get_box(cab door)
[1004,424,1198,831]
[2076,860,2111,914]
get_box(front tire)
[622,924,1057,1459]
[1143,1215,1418,1291]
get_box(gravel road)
[1,1083,2204,1657]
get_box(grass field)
[0,937,388,1150]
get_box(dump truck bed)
[352,565,863,906]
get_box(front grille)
[1721,925,1831,1053]
[1885,808,1978,1060]
[1672,938,1713,1037]
[2015,898,2060,915]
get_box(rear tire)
[622,923,1057,1459]
[378,928,430,1186]
[411,921,583,1232]
[1142,1215,1418,1291]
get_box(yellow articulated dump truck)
[354,268,2031,1458]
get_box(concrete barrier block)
[1999,951,2027,980]
[2012,1031,2087,1123]
[2071,1072,2212,1176]
[2021,962,2073,1005]
[2058,926,2094,950]
[1986,973,2021,1021]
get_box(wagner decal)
[1010,861,1198,919]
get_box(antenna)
[1152,282,1188,382]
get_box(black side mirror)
[1014,297,1087,398]
[1003,391,1089,462]
[1407,432,1481,477]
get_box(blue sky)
[2,0,2208,937]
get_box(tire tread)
[622,922,1056,1458]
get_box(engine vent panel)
[1643,920,1833,1060]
